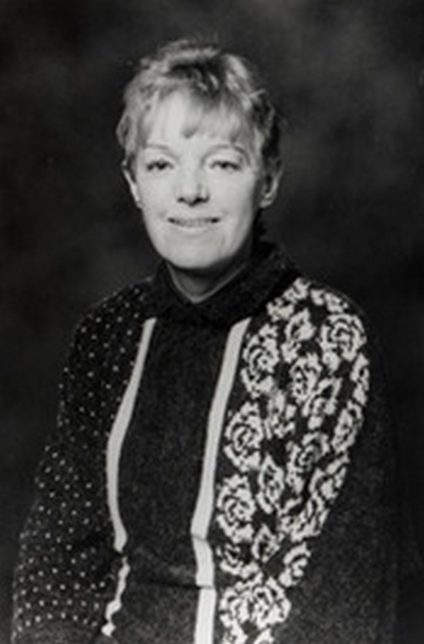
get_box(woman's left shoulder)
[269,274,371,331]
[264,274,378,376]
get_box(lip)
[168,216,220,228]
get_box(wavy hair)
[116,38,284,176]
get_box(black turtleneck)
[116,244,299,641]
[119,243,299,564]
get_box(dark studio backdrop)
[1,0,424,642]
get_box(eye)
[145,159,173,172]
[210,159,242,172]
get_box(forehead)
[141,90,259,152]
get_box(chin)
[163,247,222,273]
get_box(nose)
[175,166,209,205]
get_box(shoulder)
[267,275,371,344]
[71,278,154,344]
[58,278,156,409]
[62,278,156,379]
[270,275,368,320]
[80,278,154,328]
[259,275,374,384]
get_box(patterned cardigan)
[12,245,402,643]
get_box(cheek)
[220,175,262,207]
[138,184,168,217]
[221,184,261,225]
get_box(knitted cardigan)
[12,244,401,644]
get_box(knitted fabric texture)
[12,244,402,643]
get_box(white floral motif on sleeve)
[331,401,364,452]
[285,431,331,496]
[252,628,274,644]
[252,524,279,563]
[265,390,296,440]
[218,543,261,580]
[287,352,342,429]
[351,353,370,405]
[240,323,279,398]
[319,312,366,370]
[220,573,291,644]
[278,542,311,588]
[256,455,285,515]
[285,455,350,543]
[214,279,371,643]
[310,288,349,313]
[224,402,264,473]
[288,352,323,403]
[280,309,315,363]
[302,376,342,430]
[216,474,256,544]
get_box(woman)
[12,38,407,643]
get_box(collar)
[142,242,300,327]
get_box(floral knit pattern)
[214,278,370,644]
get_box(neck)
[167,249,253,304]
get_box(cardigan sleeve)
[11,316,119,644]
[269,297,407,642]
[274,331,400,643]
[215,283,410,643]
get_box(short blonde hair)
[117,38,284,174]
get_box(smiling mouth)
[168,217,220,228]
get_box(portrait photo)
[1,1,423,643]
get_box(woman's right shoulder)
[69,277,156,350]
[86,277,155,320]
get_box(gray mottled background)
[1,0,424,642]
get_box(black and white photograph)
[1,1,424,642]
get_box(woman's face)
[126,92,277,295]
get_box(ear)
[258,164,283,209]
[121,160,141,208]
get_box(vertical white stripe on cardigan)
[191,318,251,644]
[102,317,157,637]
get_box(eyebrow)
[143,143,175,153]
[143,141,252,160]
[205,143,250,157]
